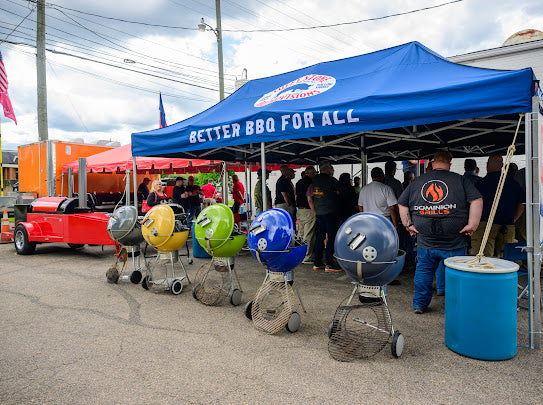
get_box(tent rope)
[458,113,524,269]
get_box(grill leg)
[292,281,307,313]
[230,263,243,292]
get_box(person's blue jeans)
[414,247,466,310]
[314,213,339,267]
[187,205,202,229]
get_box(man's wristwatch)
[406,223,413,229]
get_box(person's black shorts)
[232,201,241,213]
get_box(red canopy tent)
[61,143,220,174]
[61,143,298,174]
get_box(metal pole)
[215,0,224,101]
[526,100,542,349]
[36,0,48,142]
[0,118,3,197]
[260,142,267,211]
[132,157,138,209]
[67,167,73,197]
[360,135,367,186]
[222,162,228,206]
[248,162,252,218]
[244,160,248,214]
[60,172,64,197]
[125,169,131,206]
[46,140,55,197]
[78,158,87,209]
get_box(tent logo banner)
[254,74,336,107]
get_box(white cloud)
[1,0,542,152]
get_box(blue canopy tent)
[132,41,537,164]
[132,42,541,349]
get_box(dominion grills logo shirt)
[398,170,481,250]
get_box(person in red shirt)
[201,178,217,208]
[232,174,245,227]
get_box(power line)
[4,0,237,79]
[222,0,463,32]
[42,1,196,30]
[39,0,462,33]
[0,7,233,91]
[2,38,230,93]
[3,41,217,102]
[0,1,34,42]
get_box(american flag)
[0,51,16,124]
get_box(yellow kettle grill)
[141,204,191,294]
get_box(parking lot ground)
[0,242,542,404]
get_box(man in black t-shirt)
[185,176,203,227]
[398,151,482,314]
[296,166,317,264]
[275,165,296,221]
[172,177,189,211]
[138,177,151,200]
[307,161,341,273]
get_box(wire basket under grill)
[192,262,230,305]
[328,296,392,362]
[251,280,295,334]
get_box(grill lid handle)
[348,233,366,250]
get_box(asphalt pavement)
[0,241,541,404]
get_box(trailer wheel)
[68,244,85,249]
[14,225,36,255]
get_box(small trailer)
[13,196,115,255]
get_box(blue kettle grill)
[245,209,308,334]
[329,213,405,361]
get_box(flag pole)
[0,117,4,196]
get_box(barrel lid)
[444,256,519,273]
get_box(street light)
[198,3,225,101]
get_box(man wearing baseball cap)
[254,168,272,215]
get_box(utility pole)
[215,0,224,101]
[36,0,48,142]
[37,0,54,196]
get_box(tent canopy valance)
[131,41,537,163]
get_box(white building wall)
[449,39,543,80]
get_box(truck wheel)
[14,225,36,255]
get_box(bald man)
[471,154,524,257]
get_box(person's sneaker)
[325,265,342,273]
[313,265,325,271]
[414,308,424,314]
[436,291,445,296]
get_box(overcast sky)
[1,0,542,150]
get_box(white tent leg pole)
[261,142,267,211]
[132,157,138,210]
[360,135,367,186]
[244,160,248,214]
[222,162,228,206]
[248,162,252,218]
[526,100,542,349]
[126,169,131,206]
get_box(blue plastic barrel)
[192,224,211,258]
[444,256,518,360]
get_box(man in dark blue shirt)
[471,155,524,257]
